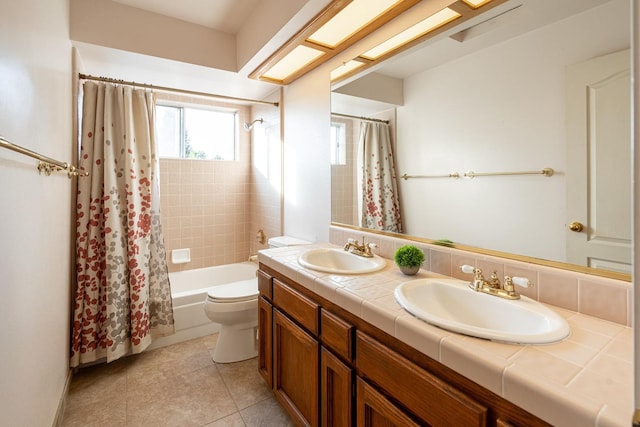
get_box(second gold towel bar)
[402,168,554,180]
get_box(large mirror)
[330,0,631,278]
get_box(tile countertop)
[258,243,634,427]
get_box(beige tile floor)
[61,334,294,426]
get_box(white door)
[565,49,631,273]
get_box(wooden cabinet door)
[258,296,272,387]
[273,309,319,427]
[356,378,420,427]
[357,332,487,426]
[321,347,353,427]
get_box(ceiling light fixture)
[462,0,494,8]
[251,0,506,86]
[330,60,367,81]
[261,46,326,82]
[361,7,461,60]
[330,0,507,83]
[307,0,405,48]
[250,0,422,85]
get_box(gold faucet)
[460,265,531,300]
[344,236,377,258]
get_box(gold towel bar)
[0,136,88,178]
[464,168,554,178]
[401,173,460,180]
[401,168,554,180]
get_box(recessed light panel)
[361,7,461,60]
[463,0,493,8]
[261,45,325,82]
[330,60,366,81]
[308,0,404,48]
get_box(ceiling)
[76,0,614,103]
[353,0,612,80]
[111,0,262,34]
[331,0,615,115]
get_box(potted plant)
[394,245,425,275]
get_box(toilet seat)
[206,278,258,303]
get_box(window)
[330,121,346,165]
[156,104,238,160]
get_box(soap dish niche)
[171,248,191,264]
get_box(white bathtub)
[147,262,258,351]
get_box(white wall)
[70,0,236,71]
[397,0,629,261]
[250,89,283,253]
[0,0,73,425]
[283,69,331,243]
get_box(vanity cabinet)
[257,264,550,427]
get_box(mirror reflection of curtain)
[71,81,175,367]
[358,121,402,232]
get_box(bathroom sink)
[394,278,570,344]
[298,248,386,274]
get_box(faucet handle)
[460,264,475,274]
[460,264,483,279]
[511,276,531,288]
[365,242,377,256]
[503,276,531,297]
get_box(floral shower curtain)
[358,121,403,233]
[71,81,174,367]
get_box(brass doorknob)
[569,222,584,232]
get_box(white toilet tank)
[268,236,311,248]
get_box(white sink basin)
[298,248,386,274]
[394,278,570,344]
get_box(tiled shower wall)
[331,117,357,225]
[159,157,251,272]
[158,95,253,273]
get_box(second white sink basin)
[395,278,570,344]
[298,248,386,274]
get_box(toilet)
[204,236,310,363]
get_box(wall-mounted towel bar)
[401,173,460,180]
[0,136,88,178]
[401,168,554,181]
[464,168,554,178]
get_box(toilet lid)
[206,278,258,302]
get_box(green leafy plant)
[394,245,425,268]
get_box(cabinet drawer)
[320,309,354,362]
[356,332,487,427]
[273,279,319,335]
[258,270,273,300]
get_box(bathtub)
[147,261,258,351]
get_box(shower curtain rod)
[78,73,279,107]
[331,112,390,124]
